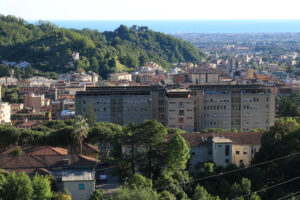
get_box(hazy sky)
[1,0,300,20]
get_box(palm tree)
[74,115,89,154]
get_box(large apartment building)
[75,85,275,132]
[75,86,165,125]
[191,85,275,131]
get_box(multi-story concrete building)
[0,102,11,124]
[165,89,195,132]
[76,85,275,132]
[191,85,275,131]
[75,86,165,125]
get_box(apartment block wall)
[75,85,275,132]
[75,87,164,126]
[165,95,194,132]
[240,93,273,131]
[203,93,232,130]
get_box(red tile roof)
[84,143,99,153]
[0,145,68,156]
[0,155,97,175]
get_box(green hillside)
[0,15,205,78]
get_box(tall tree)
[32,174,53,200]
[0,64,10,77]
[1,172,33,200]
[134,120,167,179]
[74,115,89,154]
[167,132,190,171]
[192,185,219,200]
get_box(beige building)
[10,103,24,113]
[0,102,11,124]
[166,132,263,173]
[108,72,132,82]
[189,68,219,84]
[24,93,46,111]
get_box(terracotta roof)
[0,155,97,175]
[84,143,99,153]
[0,145,68,156]
[15,121,42,128]
[166,132,263,146]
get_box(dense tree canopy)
[0,15,206,79]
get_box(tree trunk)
[80,140,83,155]
[148,145,152,179]
[131,143,136,174]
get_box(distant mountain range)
[0,15,205,78]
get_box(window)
[79,184,85,190]
[178,117,184,123]
[236,149,240,155]
[179,110,184,115]
[225,159,229,163]
[83,100,86,104]
[225,145,230,156]
[159,100,164,105]
[191,152,195,155]
[243,148,248,155]
[178,102,184,108]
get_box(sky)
[1,0,300,20]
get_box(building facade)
[0,102,11,124]
[24,93,46,111]
[165,89,195,132]
[76,85,275,132]
[75,86,165,125]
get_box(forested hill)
[0,15,205,78]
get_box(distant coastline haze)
[28,20,300,34]
[2,0,300,21]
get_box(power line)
[155,151,300,190]
[103,151,299,199]
[232,176,300,200]
[277,191,300,200]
